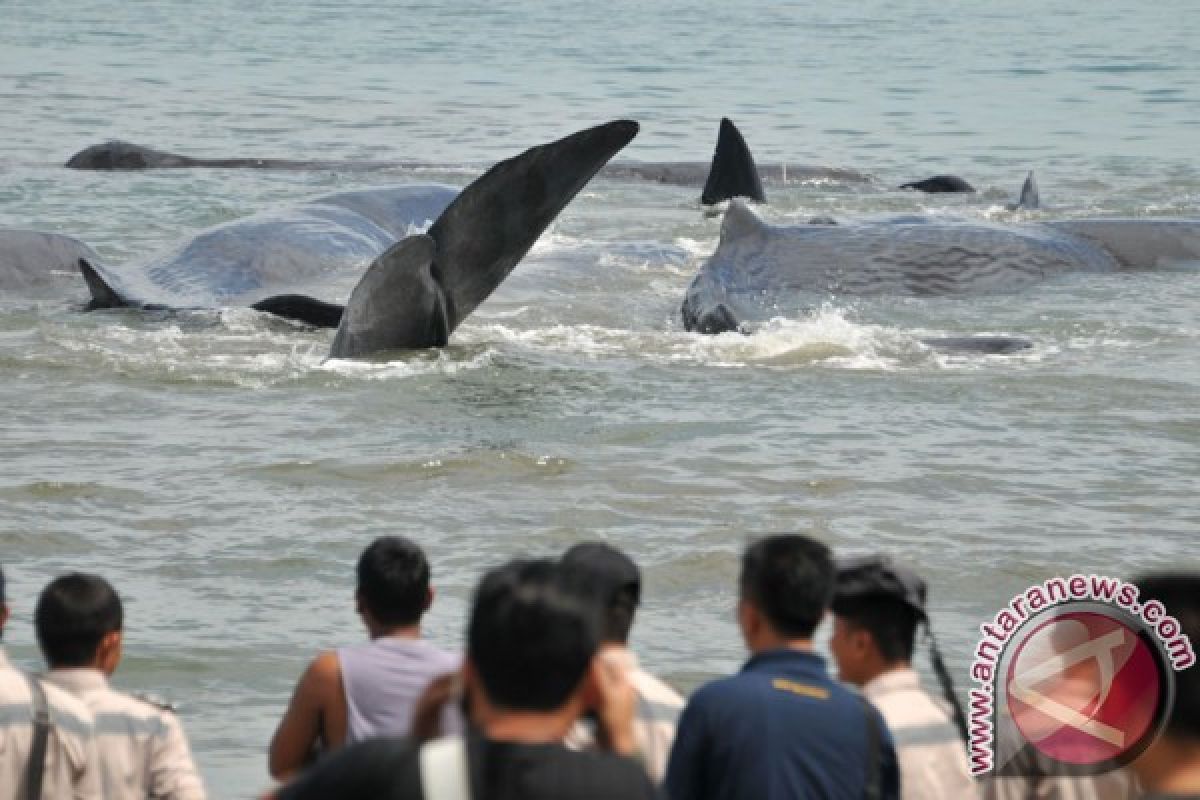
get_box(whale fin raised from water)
[701,118,766,205]
[329,235,448,358]
[1016,171,1039,210]
[251,294,345,328]
[79,258,128,310]
[427,118,639,333]
[329,119,639,358]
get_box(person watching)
[271,558,657,799]
[830,554,978,800]
[665,534,899,800]
[269,535,460,779]
[559,541,685,783]
[35,572,206,800]
[0,563,101,800]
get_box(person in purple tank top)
[268,536,461,781]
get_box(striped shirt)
[45,668,205,800]
[864,667,980,800]
[1,649,100,799]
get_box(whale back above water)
[0,230,99,292]
[78,119,639,358]
[682,200,1200,341]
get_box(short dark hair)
[834,595,919,664]
[356,536,431,627]
[1135,572,1200,741]
[468,559,600,712]
[559,542,640,643]
[740,535,834,639]
[34,573,123,668]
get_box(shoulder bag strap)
[22,673,52,800]
[419,734,471,800]
[859,693,881,800]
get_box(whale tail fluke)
[251,295,345,328]
[701,118,766,205]
[329,119,639,358]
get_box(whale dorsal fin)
[1016,171,1039,210]
[427,119,638,333]
[721,200,767,242]
[79,258,128,310]
[701,118,766,205]
[251,294,344,328]
[329,235,447,358]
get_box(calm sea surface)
[2,1,1198,794]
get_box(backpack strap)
[22,673,51,800]
[419,734,471,800]
[859,694,881,800]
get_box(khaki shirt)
[45,668,206,800]
[565,647,685,784]
[1,648,100,799]
[864,667,980,800]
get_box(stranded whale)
[681,198,1200,352]
[0,230,100,293]
[62,120,969,200]
[63,119,637,358]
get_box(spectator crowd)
[2,535,1197,799]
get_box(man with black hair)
[1130,572,1200,799]
[35,572,205,800]
[270,536,459,779]
[560,541,685,783]
[830,554,978,800]
[271,558,656,799]
[666,534,899,800]
[1,564,101,799]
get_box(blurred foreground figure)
[0,564,101,799]
[560,541,685,784]
[1130,572,1200,800]
[666,534,899,800]
[830,554,979,800]
[273,559,657,800]
[36,572,206,800]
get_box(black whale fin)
[899,175,976,193]
[329,119,639,358]
[79,258,128,310]
[701,118,766,205]
[252,294,345,328]
[329,235,449,358]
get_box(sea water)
[1,1,1198,794]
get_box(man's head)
[34,573,124,672]
[355,536,432,631]
[737,535,834,651]
[466,559,600,714]
[829,555,925,685]
[559,542,641,644]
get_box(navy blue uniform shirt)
[665,648,899,800]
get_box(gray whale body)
[683,200,1200,350]
[0,230,99,292]
[75,119,638,358]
